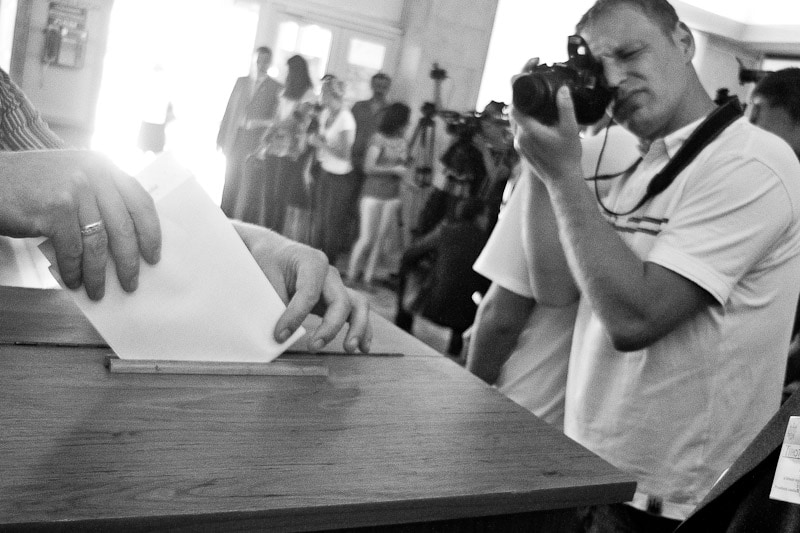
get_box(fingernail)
[310,339,324,352]
[345,338,358,352]
[127,275,138,292]
[277,329,291,343]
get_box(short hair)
[255,46,272,56]
[576,0,680,38]
[752,68,800,123]
[372,72,391,84]
[378,102,410,135]
[321,76,346,100]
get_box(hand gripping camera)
[512,35,613,125]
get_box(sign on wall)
[42,1,87,68]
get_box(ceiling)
[682,0,800,25]
[676,0,800,56]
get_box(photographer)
[512,1,800,531]
[415,104,514,237]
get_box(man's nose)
[601,59,625,88]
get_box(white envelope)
[40,152,304,362]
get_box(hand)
[511,85,583,182]
[0,150,162,300]
[307,134,322,149]
[234,222,372,353]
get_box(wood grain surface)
[0,286,441,356]
[0,346,635,531]
[0,286,635,530]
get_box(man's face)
[580,6,691,140]
[749,95,800,155]
[255,51,272,77]
[371,77,391,99]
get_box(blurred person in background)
[309,76,357,266]
[217,46,281,219]
[347,102,411,290]
[240,54,316,234]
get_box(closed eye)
[617,47,643,60]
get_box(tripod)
[407,102,437,188]
[407,63,446,187]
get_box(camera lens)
[511,72,563,125]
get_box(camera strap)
[599,98,743,216]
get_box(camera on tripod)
[512,34,613,125]
[736,58,773,85]
[440,110,482,140]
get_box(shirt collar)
[638,115,708,160]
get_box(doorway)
[268,10,397,108]
[92,0,260,203]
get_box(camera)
[736,58,772,85]
[441,110,482,140]
[512,35,613,125]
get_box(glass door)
[269,12,398,107]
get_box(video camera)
[737,58,773,85]
[512,34,613,125]
[440,110,483,140]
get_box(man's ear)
[673,21,695,62]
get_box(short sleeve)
[474,175,534,297]
[649,153,797,304]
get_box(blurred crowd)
[217,47,519,355]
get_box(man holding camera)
[512,0,800,531]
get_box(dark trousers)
[220,128,263,218]
[574,504,681,533]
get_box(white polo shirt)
[564,117,800,519]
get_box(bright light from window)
[298,24,332,58]
[348,38,385,69]
[277,21,299,51]
[92,0,258,204]
[477,0,594,109]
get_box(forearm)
[322,131,353,161]
[364,161,405,176]
[523,169,580,306]
[467,284,534,384]
[543,171,686,349]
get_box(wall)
[395,0,498,116]
[254,0,498,117]
[692,29,760,105]
[256,0,404,43]
[14,0,112,147]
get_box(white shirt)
[317,107,356,175]
[564,117,800,520]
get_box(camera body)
[512,35,613,125]
[442,111,483,140]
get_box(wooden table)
[0,287,635,531]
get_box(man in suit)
[217,46,282,218]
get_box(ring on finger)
[80,220,105,237]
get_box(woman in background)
[309,76,356,266]
[240,54,316,233]
[347,102,411,289]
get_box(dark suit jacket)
[676,390,800,532]
[217,75,282,156]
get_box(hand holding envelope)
[40,153,371,362]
